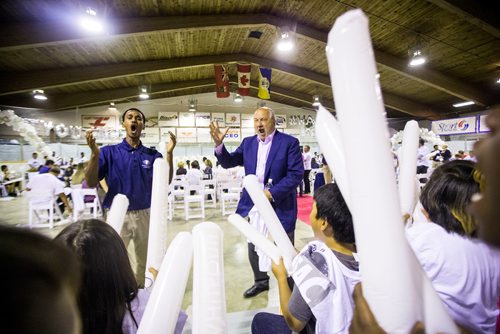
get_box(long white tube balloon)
[137,232,193,334]
[327,9,457,332]
[192,222,227,333]
[315,105,351,210]
[228,214,281,265]
[106,194,129,234]
[145,158,170,283]
[398,121,420,216]
[242,175,297,270]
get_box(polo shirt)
[99,139,162,210]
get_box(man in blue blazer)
[210,107,303,298]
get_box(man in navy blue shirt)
[85,107,176,287]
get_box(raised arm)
[166,131,177,184]
[84,129,100,188]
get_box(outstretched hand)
[85,129,100,156]
[166,131,177,154]
[209,121,229,147]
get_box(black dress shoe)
[243,284,269,298]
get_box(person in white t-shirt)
[26,166,72,215]
[27,152,43,172]
[301,145,313,195]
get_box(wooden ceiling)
[0,0,498,120]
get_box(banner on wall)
[431,116,477,135]
[224,128,241,142]
[158,112,178,127]
[141,128,160,144]
[211,113,225,127]
[241,128,255,139]
[241,114,253,128]
[478,114,490,133]
[197,128,212,143]
[177,127,197,143]
[160,128,176,143]
[195,112,211,127]
[179,112,195,126]
[82,115,117,128]
[276,115,287,128]
[237,63,251,96]
[214,64,230,98]
[225,113,240,127]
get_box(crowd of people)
[0,105,499,333]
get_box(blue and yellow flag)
[258,67,272,99]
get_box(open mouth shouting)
[129,123,139,136]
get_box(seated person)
[71,162,86,185]
[1,165,21,196]
[55,219,187,334]
[39,159,55,174]
[27,152,43,172]
[175,161,187,176]
[26,166,72,215]
[0,225,81,334]
[252,183,360,334]
[203,159,213,179]
[406,160,500,333]
[186,160,203,185]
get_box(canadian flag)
[237,63,251,96]
[214,64,230,98]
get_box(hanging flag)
[237,63,251,96]
[258,67,272,100]
[214,64,230,98]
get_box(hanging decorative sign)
[276,115,287,128]
[431,116,477,135]
[177,127,197,143]
[224,128,241,142]
[82,115,117,128]
[478,114,490,133]
[225,113,241,127]
[179,112,195,127]
[158,112,179,127]
[195,112,211,127]
[211,113,225,127]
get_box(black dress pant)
[248,229,295,287]
[303,169,311,194]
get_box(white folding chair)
[202,179,217,208]
[27,192,64,229]
[220,180,242,216]
[183,183,205,220]
[171,179,185,209]
[72,188,102,220]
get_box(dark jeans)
[248,230,295,287]
[252,313,291,334]
[303,169,311,194]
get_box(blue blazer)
[216,130,304,233]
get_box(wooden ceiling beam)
[0,13,494,106]
[425,0,500,38]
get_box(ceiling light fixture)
[188,98,197,112]
[33,89,47,100]
[496,78,500,84]
[277,26,294,52]
[80,7,103,33]
[233,93,243,103]
[312,95,321,107]
[408,49,426,67]
[452,101,475,108]
[138,85,150,99]
[108,102,117,111]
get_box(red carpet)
[297,194,314,225]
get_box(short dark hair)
[1,165,7,171]
[191,160,200,169]
[45,159,55,166]
[55,219,139,333]
[0,225,81,333]
[121,108,147,123]
[313,183,355,243]
[419,139,425,146]
[420,160,480,236]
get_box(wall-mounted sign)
[431,116,477,135]
[276,114,287,128]
[160,128,176,142]
[226,113,241,126]
[241,114,253,128]
[478,114,490,133]
[179,112,195,126]
[197,128,212,143]
[195,112,211,127]
[141,127,160,143]
[82,115,117,128]
[177,127,197,143]
[211,113,225,127]
[158,112,178,127]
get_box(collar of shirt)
[256,129,276,144]
[119,138,144,152]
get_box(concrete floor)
[0,193,314,330]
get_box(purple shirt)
[98,139,162,210]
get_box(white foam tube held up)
[326,9,457,333]
[228,214,281,265]
[106,194,129,235]
[315,105,351,210]
[192,222,227,334]
[145,158,170,283]
[398,121,420,216]
[242,175,297,270]
[137,232,193,334]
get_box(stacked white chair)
[202,179,217,208]
[183,183,205,220]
